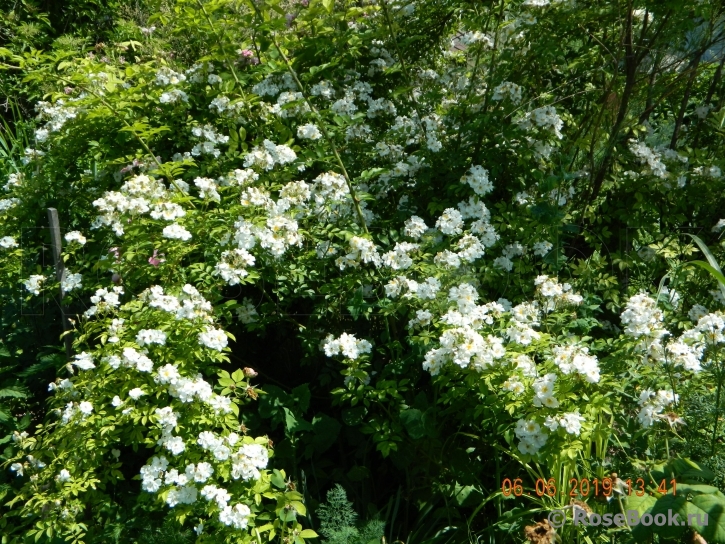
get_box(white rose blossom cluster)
[142,284,214,322]
[297,123,322,140]
[61,273,83,292]
[64,231,87,245]
[0,235,18,249]
[60,400,93,424]
[191,124,230,158]
[420,283,511,375]
[252,72,297,98]
[269,91,311,118]
[84,286,124,317]
[212,173,328,285]
[23,275,45,295]
[160,88,189,104]
[336,236,382,269]
[534,275,583,312]
[619,292,715,372]
[620,292,667,342]
[209,95,245,117]
[532,373,558,407]
[551,345,600,383]
[616,292,724,431]
[494,242,526,272]
[460,165,494,196]
[155,66,187,86]
[322,333,373,360]
[532,240,552,257]
[506,301,541,345]
[155,364,232,415]
[92,174,187,236]
[3,172,22,191]
[515,419,548,455]
[308,171,372,222]
[629,140,667,179]
[544,411,585,435]
[384,271,593,455]
[516,105,564,139]
[139,433,269,528]
[42,277,266,530]
[243,139,297,171]
[107,318,125,343]
[34,99,78,143]
[637,390,678,428]
[385,276,441,300]
[0,197,20,212]
[366,172,498,273]
[492,81,523,104]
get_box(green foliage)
[317,484,383,544]
[318,485,358,538]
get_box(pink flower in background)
[120,159,143,175]
[239,49,260,65]
[149,249,165,267]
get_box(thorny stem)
[617,494,632,531]
[195,0,241,86]
[712,361,723,457]
[244,0,369,233]
[267,33,370,234]
[454,39,485,153]
[194,0,256,121]
[378,0,428,140]
[665,436,670,460]
[472,0,505,162]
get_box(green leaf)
[284,408,313,433]
[399,408,427,440]
[651,457,716,483]
[290,500,306,516]
[0,387,27,399]
[688,260,725,290]
[311,414,341,453]
[285,491,304,501]
[271,469,286,489]
[278,505,297,522]
[342,406,367,426]
[299,530,318,539]
[686,234,725,300]
[291,384,311,413]
[629,485,725,542]
[322,0,334,13]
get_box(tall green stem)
[194,0,256,123]
[712,362,723,456]
[378,0,428,139]
[269,34,369,234]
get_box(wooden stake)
[47,208,73,359]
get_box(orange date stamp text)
[500,476,677,498]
